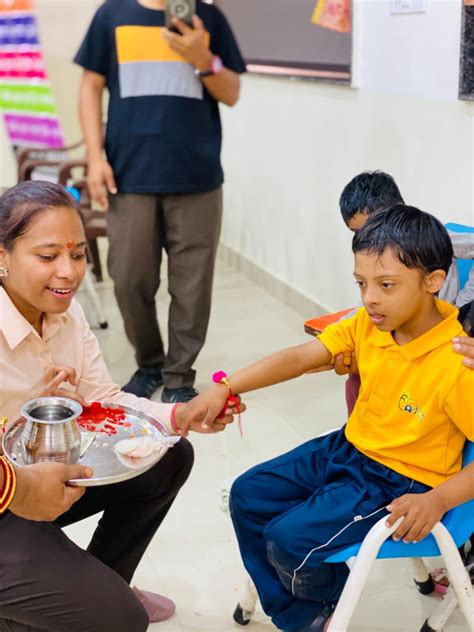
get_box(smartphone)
[165,0,196,32]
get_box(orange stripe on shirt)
[116,26,209,64]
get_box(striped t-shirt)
[74,0,246,193]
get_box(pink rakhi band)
[212,370,232,394]
[212,371,242,436]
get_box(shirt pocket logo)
[398,389,425,421]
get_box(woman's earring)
[0,264,9,278]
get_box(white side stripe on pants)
[291,479,415,596]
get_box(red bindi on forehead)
[67,241,74,249]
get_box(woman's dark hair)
[339,171,404,224]
[352,204,453,274]
[0,180,81,250]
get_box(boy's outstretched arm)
[179,339,333,435]
[386,461,474,543]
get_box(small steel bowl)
[21,397,82,464]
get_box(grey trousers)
[107,188,223,388]
[0,439,194,631]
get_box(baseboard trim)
[218,243,328,319]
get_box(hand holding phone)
[165,0,196,32]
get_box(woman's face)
[0,206,87,325]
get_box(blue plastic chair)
[326,441,474,632]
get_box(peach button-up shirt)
[0,287,173,432]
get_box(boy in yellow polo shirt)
[182,204,474,632]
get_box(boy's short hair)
[352,204,453,275]
[339,171,404,224]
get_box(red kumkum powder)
[77,402,132,436]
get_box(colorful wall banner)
[0,0,34,12]
[0,0,64,149]
[311,0,351,34]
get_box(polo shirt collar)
[370,299,463,360]
[0,286,68,349]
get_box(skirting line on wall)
[218,242,328,319]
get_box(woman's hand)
[453,336,474,369]
[385,490,446,543]
[9,462,93,521]
[27,365,88,407]
[174,389,246,436]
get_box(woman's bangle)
[170,403,181,434]
[0,456,17,514]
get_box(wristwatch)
[195,55,223,78]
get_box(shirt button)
[378,387,385,396]
[40,351,50,359]
[387,360,395,368]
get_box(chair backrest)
[445,222,474,290]
[327,440,474,562]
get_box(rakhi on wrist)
[212,371,242,435]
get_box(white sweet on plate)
[115,436,162,459]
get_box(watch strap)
[195,55,223,77]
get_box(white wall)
[220,0,474,311]
[355,0,463,100]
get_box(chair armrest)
[15,140,84,177]
[18,158,88,186]
[57,160,88,186]
[326,515,402,564]
[18,159,61,182]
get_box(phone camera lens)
[173,2,188,17]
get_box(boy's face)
[346,210,370,233]
[354,247,442,333]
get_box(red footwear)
[132,587,176,622]
[430,568,450,595]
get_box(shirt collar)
[370,299,463,360]
[0,287,68,349]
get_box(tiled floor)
[64,256,469,631]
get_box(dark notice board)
[216,0,352,83]
[460,3,474,100]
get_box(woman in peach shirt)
[0,181,238,631]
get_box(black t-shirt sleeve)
[73,4,111,77]
[209,9,246,74]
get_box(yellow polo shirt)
[318,300,474,488]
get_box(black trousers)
[0,439,194,632]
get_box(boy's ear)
[424,269,446,295]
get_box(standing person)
[0,181,242,630]
[75,0,246,403]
